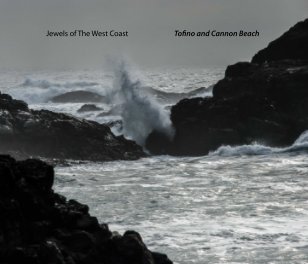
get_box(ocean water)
[54,153,308,264]
[1,66,308,263]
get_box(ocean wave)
[188,85,213,98]
[22,78,98,89]
[210,131,308,157]
[107,60,174,146]
[143,86,212,104]
[7,78,102,104]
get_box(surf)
[107,60,175,146]
[210,130,308,157]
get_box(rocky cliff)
[0,155,172,264]
[146,18,308,155]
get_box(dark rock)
[0,92,145,161]
[16,159,54,191]
[0,93,29,112]
[152,252,173,264]
[50,91,105,103]
[252,18,308,64]
[75,215,100,231]
[146,18,308,156]
[67,199,89,214]
[38,240,67,264]
[225,62,256,78]
[111,230,155,264]
[77,104,103,113]
[0,155,173,264]
[146,130,173,155]
[63,231,95,253]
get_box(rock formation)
[252,18,308,63]
[0,93,145,161]
[0,155,172,264]
[146,18,308,155]
[77,104,103,113]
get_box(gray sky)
[0,0,307,69]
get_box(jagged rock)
[146,18,308,156]
[0,92,145,161]
[77,104,103,113]
[50,91,105,103]
[0,155,173,264]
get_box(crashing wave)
[107,60,174,146]
[210,130,308,157]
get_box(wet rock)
[77,104,103,113]
[0,92,145,161]
[63,231,95,253]
[0,155,173,264]
[152,252,173,264]
[146,18,308,155]
[75,215,100,231]
[113,230,154,264]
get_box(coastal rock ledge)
[0,93,145,161]
[0,155,172,264]
[146,18,308,156]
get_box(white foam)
[210,130,308,157]
[6,77,103,104]
[106,60,174,146]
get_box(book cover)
[0,1,307,263]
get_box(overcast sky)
[0,0,307,69]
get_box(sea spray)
[12,78,101,104]
[108,60,174,146]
